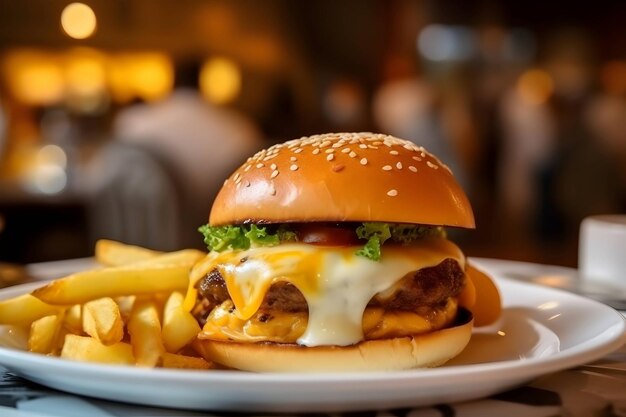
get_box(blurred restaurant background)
[0,0,624,267]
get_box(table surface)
[0,257,625,417]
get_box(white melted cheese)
[189,238,464,347]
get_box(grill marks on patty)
[193,258,465,322]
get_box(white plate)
[0,260,625,413]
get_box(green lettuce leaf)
[199,222,445,262]
[354,222,446,261]
[198,224,250,252]
[244,224,279,246]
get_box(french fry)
[162,352,213,370]
[133,249,205,268]
[63,304,83,334]
[32,264,190,305]
[115,295,136,322]
[128,299,165,367]
[28,314,62,354]
[95,239,162,267]
[162,292,201,353]
[0,242,210,370]
[0,294,62,326]
[82,297,124,345]
[61,334,135,365]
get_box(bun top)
[209,132,475,228]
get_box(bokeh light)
[3,51,64,105]
[200,57,242,104]
[516,69,554,105]
[60,3,97,40]
[418,24,475,62]
[108,53,173,103]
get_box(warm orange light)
[200,57,241,104]
[517,69,554,105]
[108,53,173,102]
[61,3,97,40]
[3,51,64,105]
[65,51,106,97]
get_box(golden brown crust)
[209,133,475,228]
[192,310,473,372]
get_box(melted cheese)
[187,237,465,347]
[198,298,458,343]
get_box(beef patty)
[193,258,465,322]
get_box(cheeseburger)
[185,132,500,372]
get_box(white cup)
[579,215,626,288]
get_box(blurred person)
[586,61,626,193]
[499,30,625,265]
[113,58,263,249]
[498,73,556,246]
[539,32,624,248]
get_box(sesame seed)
[290,156,297,162]
[312,148,321,155]
[349,151,357,158]
[271,170,279,178]
[319,140,332,148]
[332,164,345,172]
[403,144,414,151]
[367,145,378,149]
[270,185,276,196]
[325,148,334,154]
[360,158,368,165]
[256,163,265,168]
[396,162,403,169]
[294,148,303,154]
[290,164,298,171]
[387,189,398,197]
[409,166,417,172]
[426,161,439,170]
[327,153,335,161]
[341,148,351,153]
[420,152,426,158]
[412,156,422,162]
[382,165,392,171]
[233,173,241,181]
[332,142,343,148]
[373,141,383,146]
[235,177,241,185]
[359,144,367,149]
[390,150,399,156]
[270,163,277,171]
[244,165,252,172]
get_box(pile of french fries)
[0,240,213,369]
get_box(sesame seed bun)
[193,310,473,372]
[209,132,475,228]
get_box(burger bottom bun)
[193,309,473,373]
